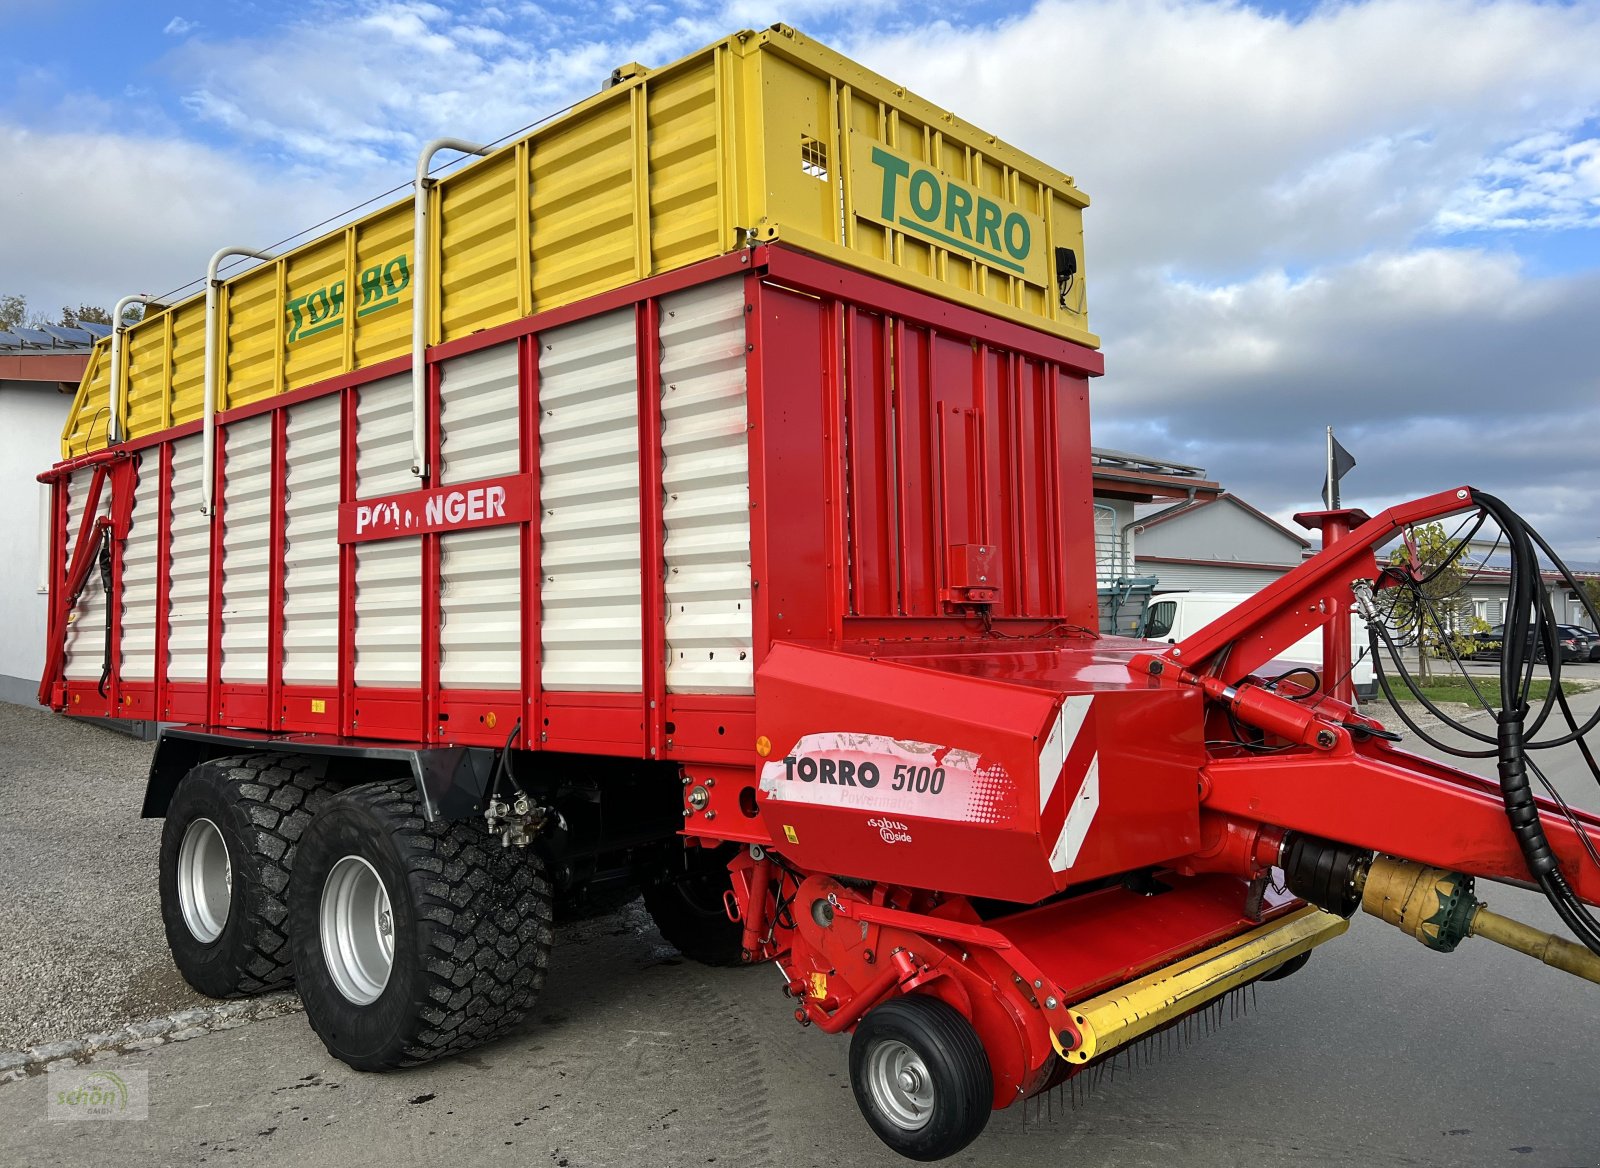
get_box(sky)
[2,0,1598,554]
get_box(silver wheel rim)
[865,1038,935,1131]
[320,855,394,1005]
[177,817,232,943]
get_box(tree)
[0,293,27,332]
[3,295,129,332]
[59,304,114,327]
[1382,521,1488,683]
[1582,578,1600,626]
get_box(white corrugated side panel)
[119,451,162,681]
[438,343,521,690]
[282,395,342,685]
[354,375,421,688]
[62,468,112,681]
[659,279,752,694]
[166,434,212,682]
[538,309,642,692]
[219,415,273,683]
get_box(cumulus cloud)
[843,0,1600,547]
[3,0,1598,550]
[0,123,369,311]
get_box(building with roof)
[0,326,98,705]
[1452,542,1599,632]
[1088,448,1221,585]
[1128,491,1312,593]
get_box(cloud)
[1092,247,1600,546]
[838,0,1600,548]
[1437,129,1600,233]
[3,0,1598,552]
[162,16,195,36]
[0,123,367,314]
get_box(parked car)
[1556,624,1600,662]
[1465,625,1589,664]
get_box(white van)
[1139,591,1376,701]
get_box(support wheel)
[641,841,743,966]
[849,995,993,1161]
[289,779,553,1070]
[158,754,327,998]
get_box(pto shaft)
[1360,856,1600,985]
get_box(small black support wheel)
[1259,951,1312,982]
[158,753,329,999]
[641,841,745,966]
[849,994,993,1161]
[289,778,553,1071]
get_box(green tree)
[59,304,114,327]
[1384,521,1488,683]
[0,293,27,331]
[1582,578,1600,625]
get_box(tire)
[289,779,553,1071]
[158,753,328,999]
[849,994,993,1161]
[641,841,744,966]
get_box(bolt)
[705,777,715,788]
[1456,489,1468,500]
[1033,979,1042,989]
[1316,729,1337,748]
[705,810,716,821]
[682,777,691,786]
[1148,660,1164,676]
[1045,996,1059,1009]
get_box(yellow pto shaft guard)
[1360,856,1600,985]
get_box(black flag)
[1321,429,1357,508]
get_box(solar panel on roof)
[77,321,112,338]
[14,328,55,345]
[43,325,93,345]
[0,331,22,347]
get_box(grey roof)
[1090,446,1209,479]
[42,324,94,345]
[0,323,101,354]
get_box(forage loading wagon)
[37,24,1600,1161]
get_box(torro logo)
[857,141,1043,280]
[287,252,410,343]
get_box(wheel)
[158,753,328,998]
[289,779,553,1070]
[849,994,993,1161]
[641,841,744,966]
[1259,951,1312,982]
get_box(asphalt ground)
[0,703,209,1050]
[2,682,1599,1166]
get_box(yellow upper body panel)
[63,25,1094,459]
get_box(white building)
[1131,493,1311,593]
[0,329,94,705]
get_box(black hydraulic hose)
[1468,490,1600,955]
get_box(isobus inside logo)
[853,140,1046,283]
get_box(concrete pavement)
[2,691,1598,1166]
